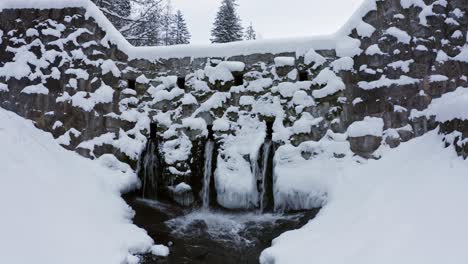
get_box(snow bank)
[262,130,468,264]
[273,131,351,211]
[0,0,380,60]
[425,87,468,122]
[0,108,154,264]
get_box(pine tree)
[172,10,191,45]
[211,0,243,43]
[161,0,174,46]
[244,22,256,40]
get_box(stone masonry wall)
[0,0,467,208]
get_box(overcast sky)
[171,0,365,44]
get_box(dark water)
[125,196,319,264]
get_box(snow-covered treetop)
[0,0,379,60]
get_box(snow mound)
[425,87,468,122]
[0,108,154,264]
[261,130,468,264]
[347,117,384,137]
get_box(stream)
[125,195,319,264]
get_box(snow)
[452,8,464,18]
[274,57,295,67]
[273,131,350,211]
[358,75,419,90]
[453,45,468,62]
[56,128,81,146]
[181,93,197,105]
[52,121,63,130]
[335,36,362,58]
[394,105,408,113]
[214,116,265,209]
[330,57,354,72]
[292,114,323,134]
[182,117,208,135]
[275,82,301,98]
[352,97,364,105]
[0,108,154,264]
[213,118,230,132]
[365,44,385,55]
[204,63,236,84]
[65,68,89,80]
[57,83,114,111]
[101,59,121,77]
[429,74,449,83]
[26,28,39,37]
[77,132,115,154]
[347,117,384,137]
[415,45,428,51]
[174,182,192,193]
[425,87,468,122]
[261,130,468,264]
[385,27,411,44]
[400,0,448,26]
[149,86,184,103]
[388,59,414,73]
[21,83,49,95]
[162,134,192,165]
[304,48,326,68]
[451,30,463,39]
[150,245,170,257]
[218,61,246,72]
[246,78,273,93]
[355,20,376,38]
[134,74,150,84]
[0,83,9,92]
[312,68,345,99]
[436,50,449,62]
[292,90,315,107]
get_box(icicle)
[259,140,272,212]
[202,140,215,209]
[139,139,159,199]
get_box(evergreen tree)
[244,22,256,40]
[211,0,243,43]
[161,0,174,46]
[172,10,191,45]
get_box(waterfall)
[259,140,272,212]
[140,139,160,199]
[202,140,215,209]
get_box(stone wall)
[0,0,467,209]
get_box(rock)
[349,135,382,157]
[169,183,195,207]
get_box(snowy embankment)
[0,108,156,264]
[261,130,468,264]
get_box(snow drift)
[0,108,154,264]
[261,130,468,264]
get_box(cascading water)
[259,140,272,212]
[202,140,215,209]
[139,138,160,199]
